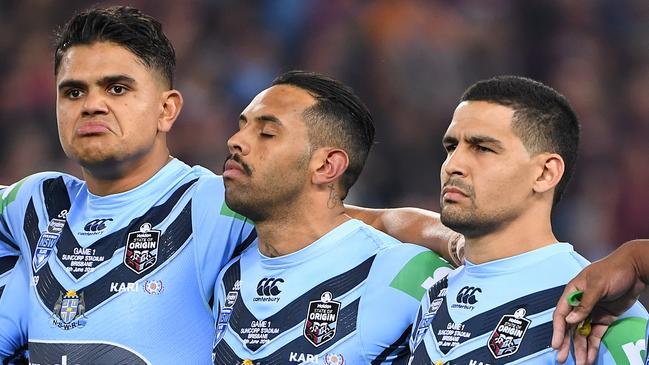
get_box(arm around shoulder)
[345,205,463,266]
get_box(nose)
[441,146,468,181]
[81,88,109,116]
[227,129,250,156]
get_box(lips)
[441,184,470,202]
[76,121,111,136]
[442,186,467,197]
[223,158,246,178]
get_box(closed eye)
[473,145,494,153]
[444,143,457,153]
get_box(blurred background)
[0,0,647,290]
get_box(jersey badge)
[413,297,444,349]
[304,291,340,347]
[143,280,164,295]
[487,308,531,359]
[214,281,240,347]
[51,289,87,330]
[124,223,160,274]
[324,353,345,364]
[33,210,67,273]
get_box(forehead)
[56,42,152,82]
[445,101,516,139]
[242,85,317,123]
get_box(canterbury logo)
[83,218,113,232]
[456,286,481,304]
[256,278,284,296]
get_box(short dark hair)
[272,70,375,198]
[54,6,176,88]
[461,75,580,206]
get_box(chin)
[441,210,477,236]
[224,192,252,216]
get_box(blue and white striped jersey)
[409,243,649,365]
[0,158,254,364]
[213,219,453,365]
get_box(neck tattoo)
[327,183,340,209]
[263,242,280,258]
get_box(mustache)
[224,154,252,175]
[442,179,474,197]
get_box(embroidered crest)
[488,308,531,359]
[33,210,67,273]
[214,280,240,347]
[51,289,87,330]
[304,291,340,347]
[123,223,160,274]
[413,297,444,349]
[324,353,345,365]
[143,280,164,295]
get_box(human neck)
[82,150,172,196]
[464,209,558,264]
[255,196,350,258]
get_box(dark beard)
[441,207,503,239]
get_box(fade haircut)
[461,75,580,206]
[272,71,375,198]
[54,6,176,88]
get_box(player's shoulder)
[351,220,448,267]
[517,242,594,282]
[185,165,225,197]
[187,163,221,182]
[1,172,82,208]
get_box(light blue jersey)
[0,159,254,364]
[409,243,649,364]
[0,254,28,362]
[212,219,453,364]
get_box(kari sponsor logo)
[109,282,138,293]
[289,352,318,363]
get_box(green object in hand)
[567,290,584,306]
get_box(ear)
[532,153,564,194]
[311,148,349,186]
[158,89,184,132]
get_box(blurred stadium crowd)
[0,0,647,261]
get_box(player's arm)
[361,247,453,363]
[0,255,29,363]
[552,239,649,364]
[345,205,463,266]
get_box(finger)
[555,329,572,363]
[552,307,568,349]
[585,325,607,365]
[553,286,582,348]
[573,326,588,365]
[566,289,603,325]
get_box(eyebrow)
[442,134,504,148]
[466,135,503,148]
[239,114,283,125]
[442,135,458,146]
[57,74,136,91]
